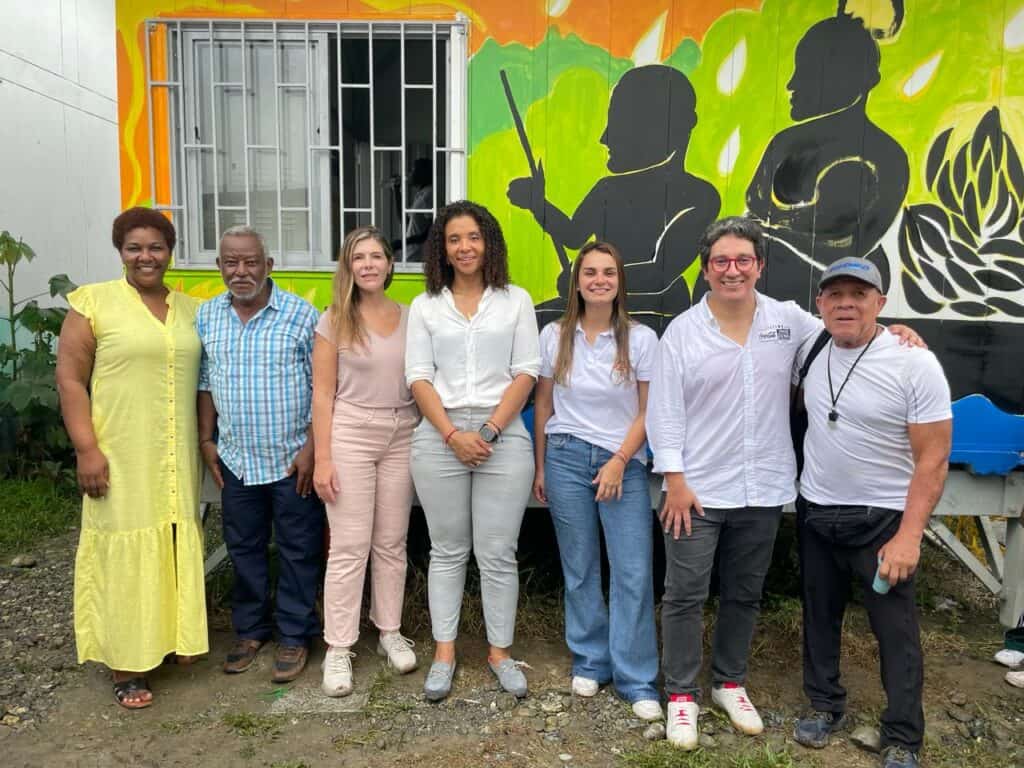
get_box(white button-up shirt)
[540,321,657,462]
[646,292,821,508]
[405,284,541,409]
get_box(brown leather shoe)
[271,644,309,683]
[223,638,265,674]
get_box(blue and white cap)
[818,257,885,293]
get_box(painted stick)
[499,69,570,272]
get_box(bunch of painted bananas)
[900,106,1024,318]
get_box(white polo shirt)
[646,292,822,508]
[799,330,952,509]
[539,320,658,462]
[405,284,541,409]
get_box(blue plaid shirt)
[196,280,319,485]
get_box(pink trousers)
[323,399,418,648]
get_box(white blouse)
[540,321,657,462]
[405,284,541,409]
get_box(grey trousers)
[411,407,534,648]
[661,503,783,698]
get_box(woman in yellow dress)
[55,207,208,709]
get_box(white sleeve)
[790,304,826,385]
[404,296,435,386]
[792,304,825,346]
[903,351,953,424]
[646,325,687,474]
[632,325,658,382]
[509,287,541,379]
[538,323,558,379]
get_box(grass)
[0,477,78,556]
[924,736,1024,768]
[620,744,809,768]
[366,666,416,716]
[221,711,285,738]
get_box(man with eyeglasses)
[646,217,919,750]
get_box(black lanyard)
[826,330,879,423]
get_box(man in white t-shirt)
[793,258,952,768]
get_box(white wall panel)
[0,0,118,302]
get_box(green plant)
[0,231,77,479]
[221,711,284,738]
[0,477,79,555]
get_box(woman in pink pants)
[312,226,420,697]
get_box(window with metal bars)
[144,19,467,271]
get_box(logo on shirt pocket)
[758,326,791,343]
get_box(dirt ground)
[1,526,1022,768]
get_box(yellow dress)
[68,278,208,671]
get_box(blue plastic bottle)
[872,556,892,595]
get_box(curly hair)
[112,207,177,252]
[422,200,510,294]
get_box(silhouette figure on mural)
[507,64,720,327]
[746,6,909,307]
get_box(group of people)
[55,202,951,768]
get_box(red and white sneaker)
[666,693,699,750]
[711,683,764,735]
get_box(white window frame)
[144,18,468,271]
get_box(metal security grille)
[144,18,467,271]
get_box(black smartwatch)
[478,423,500,444]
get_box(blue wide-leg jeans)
[543,433,658,703]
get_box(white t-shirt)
[646,292,823,507]
[799,330,952,509]
[405,284,541,409]
[539,321,658,462]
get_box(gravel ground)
[1,527,1022,767]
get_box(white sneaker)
[666,694,699,750]
[632,699,664,721]
[571,676,599,697]
[711,684,764,735]
[377,631,418,674]
[322,646,355,697]
[994,648,1024,668]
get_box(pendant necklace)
[826,329,879,425]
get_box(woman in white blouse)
[405,200,540,701]
[533,242,662,722]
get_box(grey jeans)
[661,503,783,698]
[411,408,534,647]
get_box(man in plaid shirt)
[197,225,323,684]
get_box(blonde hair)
[552,241,634,386]
[328,227,394,348]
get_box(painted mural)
[113,0,1024,416]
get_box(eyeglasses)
[708,255,758,273]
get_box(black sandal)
[113,677,153,710]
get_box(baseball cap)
[818,257,884,293]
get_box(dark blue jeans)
[661,504,783,698]
[220,461,325,646]
[798,500,924,752]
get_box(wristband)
[443,427,458,445]
[612,450,628,465]
[485,420,502,435]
